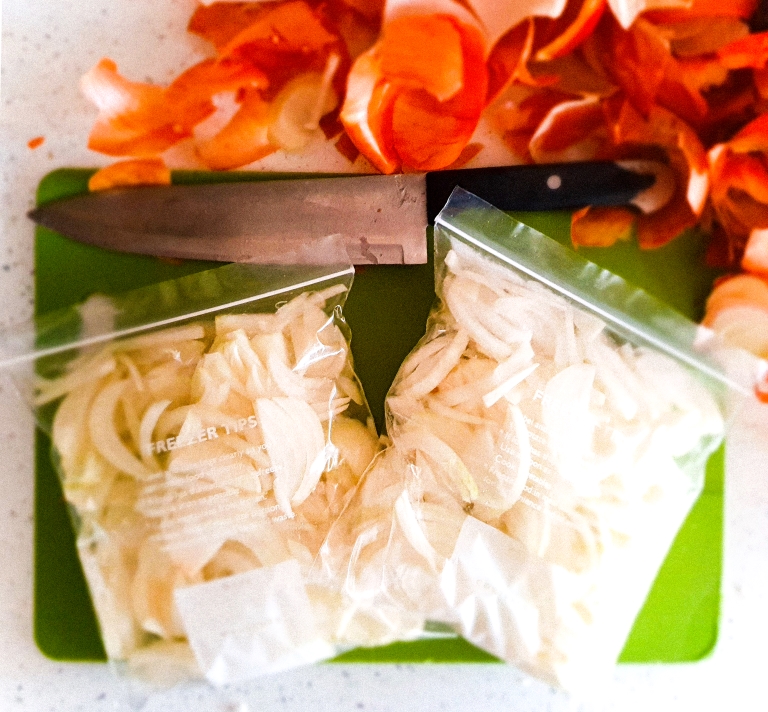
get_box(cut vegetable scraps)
[81,0,372,175]
[77,0,768,265]
[41,286,379,676]
[481,0,767,255]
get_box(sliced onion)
[52,377,102,476]
[215,313,275,336]
[396,329,470,400]
[573,310,605,342]
[444,276,513,360]
[119,389,145,457]
[399,332,453,381]
[397,428,478,504]
[436,358,497,407]
[313,396,352,422]
[279,397,327,505]
[143,361,195,403]
[505,404,532,506]
[336,374,364,405]
[257,398,304,517]
[289,306,330,370]
[329,416,379,479]
[89,379,152,480]
[541,363,596,467]
[36,356,117,405]
[482,362,540,408]
[267,350,333,402]
[130,540,195,639]
[585,339,639,420]
[425,396,491,426]
[139,399,172,468]
[116,353,145,392]
[394,490,439,571]
[116,325,206,352]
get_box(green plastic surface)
[34,168,724,665]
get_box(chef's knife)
[29,161,668,266]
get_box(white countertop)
[2,2,768,710]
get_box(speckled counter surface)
[2,3,768,711]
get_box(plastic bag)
[0,261,381,688]
[313,189,760,693]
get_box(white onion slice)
[507,404,532,505]
[313,396,352,422]
[336,374,363,405]
[139,399,172,468]
[257,396,327,516]
[117,324,206,352]
[425,397,491,425]
[482,362,539,408]
[36,356,117,405]
[89,379,152,480]
[394,490,440,571]
[116,353,145,392]
[52,378,101,476]
[397,329,470,400]
[444,276,513,361]
[397,428,478,504]
[216,313,274,336]
[267,350,331,401]
[399,332,452,380]
[281,398,327,505]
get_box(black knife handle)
[425,162,654,223]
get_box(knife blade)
[28,161,664,266]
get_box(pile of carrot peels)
[79,0,768,368]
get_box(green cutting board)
[34,168,724,665]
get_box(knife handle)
[424,162,655,223]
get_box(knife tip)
[27,205,53,227]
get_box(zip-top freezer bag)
[313,189,760,694]
[0,261,381,688]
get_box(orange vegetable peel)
[341,12,487,172]
[535,0,607,61]
[88,158,171,191]
[83,0,356,181]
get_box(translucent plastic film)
[0,262,381,687]
[314,190,754,693]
